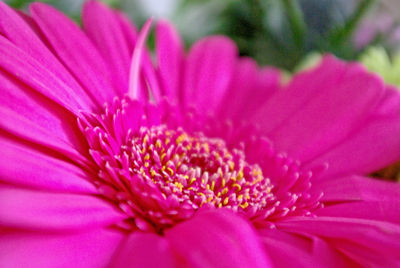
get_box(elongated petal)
[259,229,353,267]
[313,175,400,203]
[82,0,131,95]
[218,58,281,121]
[277,216,400,266]
[30,3,117,104]
[165,209,272,268]
[156,20,184,102]
[182,36,237,112]
[0,136,95,193]
[0,186,124,230]
[252,56,347,134]
[0,229,124,268]
[0,2,97,110]
[268,59,384,162]
[0,35,91,113]
[110,232,176,267]
[0,70,89,162]
[305,85,400,176]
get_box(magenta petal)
[251,56,347,134]
[0,2,96,110]
[0,36,92,113]
[0,186,125,230]
[182,36,237,112]
[82,0,131,95]
[218,58,281,121]
[0,228,124,268]
[165,209,272,268]
[268,59,384,162]
[307,113,400,178]
[30,3,117,105]
[313,175,400,203]
[0,71,89,162]
[110,232,176,267]
[259,229,353,267]
[0,137,95,193]
[277,216,400,265]
[156,20,184,103]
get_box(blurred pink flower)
[1,1,400,267]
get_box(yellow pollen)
[155,140,162,148]
[221,178,226,187]
[211,181,216,191]
[239,202,249,209]
[223,197,229,205]
[222,187,228,195]
[233,183,242,192]
[237,170,244,180]
[144,154,150,160]
[190,178,196,185]
[167,167,174,176]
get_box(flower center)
[78,98,323,232]
[125,125,274,210]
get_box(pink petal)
[182,36,237,113]
[218,58,281,121]
[0,136,95,193]
[259,229,354,267]
[82,0,131,95]
[156,20,184,103]
[251,55,347,134]
[0,228,124,268]
[0,186,125,230]
[312,175,400,203]
[0,35,91,113]
[277,216,400,265]
[110,232,176,267]
[165,209,272,268]
[30,3,117,105]
[307,91,400,177]
[114,11,162,102]
[0,2,97,110]
[0,70,89,163]
[267,57,384,162]
[318,200,400,224]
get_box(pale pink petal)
[82,0,131,95]
[0,36,91,113]
[110,232,176,267]
[30,3,118,104]
[0,2,97,110]
[165,209,272,268]
[0,186,125,230]
[277,216,400,265]
[182,36,237,112]
[0,228,124,268]
[156,20,184,103]
[267,58,384,162]
[259,229,354,267]
[0,137,95,193]
[0,70,89,162]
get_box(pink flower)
[1,1,400,267]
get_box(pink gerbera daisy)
[1,1,400,267]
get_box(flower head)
[1,1,400,267]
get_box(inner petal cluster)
[78,98,323,232]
